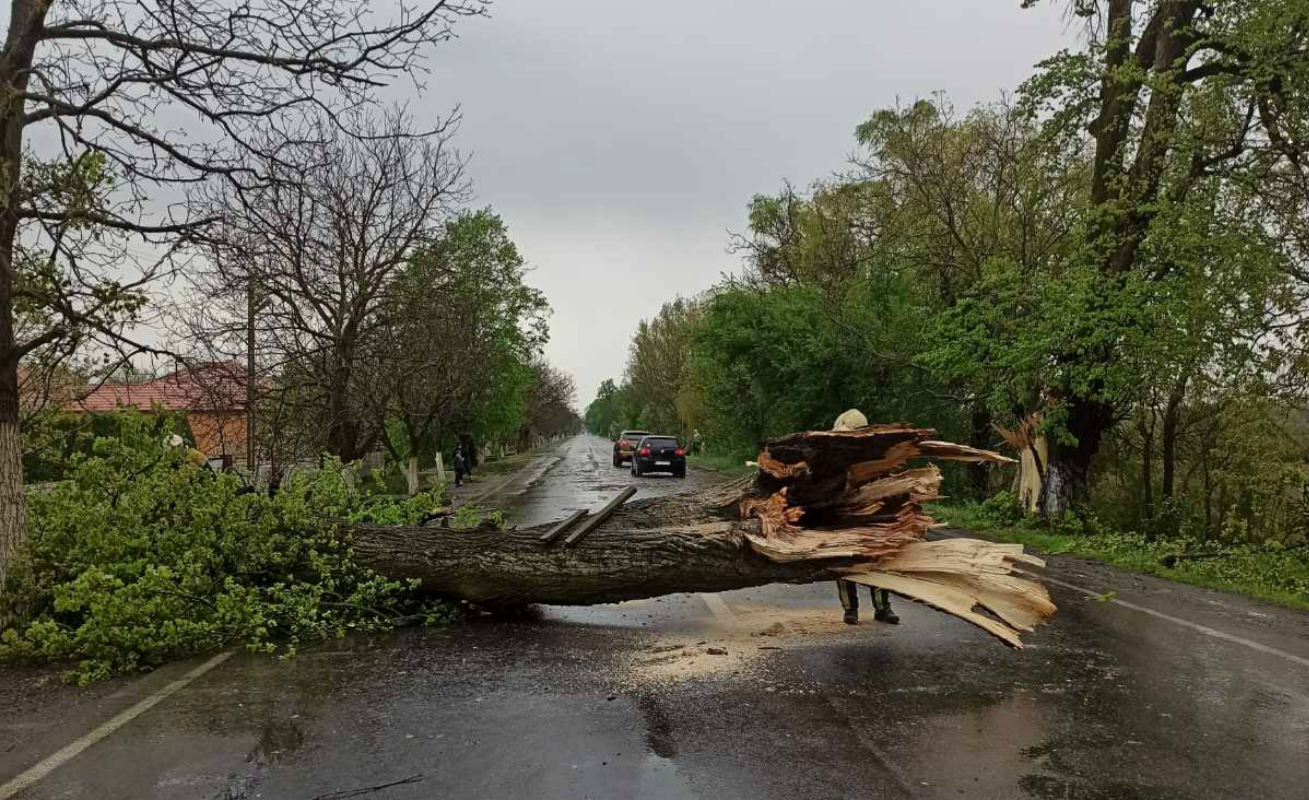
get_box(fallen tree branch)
[350,424,1056,646]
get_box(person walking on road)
[837,580,900,626]
[452,445,469,488]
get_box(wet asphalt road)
[3,434,1308,799]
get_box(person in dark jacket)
[452,445,468,488]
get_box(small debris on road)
[309,773,423,800]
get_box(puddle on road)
[254,718,305,764]
[635,753,695,799]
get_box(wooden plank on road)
[563,486,637,548]
[539,509,588,546]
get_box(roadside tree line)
[590,0,1309,547]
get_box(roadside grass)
[687,453,756,476]
[929,501,1309,613]
[474,451,537,476]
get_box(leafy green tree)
[689,285,859,454]
[992,0,1309,512]
[623,298,703,437]
[585,379,623,437]
[375,210,547,492]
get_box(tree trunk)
[1201,447,1213,535]
[0,371,24,594]
[1038,398,1112,516]
[326,377,356,461]
[0,0,49,591]
[351,425,1056,647]
[0,185,22,594]
[353,494,820,606]
[967,405,992,498]
[326,345,365,462]
[1139,409,1154,518]
[1161,378,1186,499]
[405,456,421,496]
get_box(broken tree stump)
[349,424,1056,646]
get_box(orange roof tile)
[70,362,246,414]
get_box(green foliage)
[623,297,703,437]
[690,285,849,453]
[1,414,462,683]
[450,504,505,530]
[584,378,622,438]
[23,410,196,483]
[15,152,152,352]
[383,208,549,463]
[685,453,755,476]
[977,490,1025,526]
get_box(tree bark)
[352,487,824,606]
[1038,398,1113,516]
[0,0,50,590]
[0,373,23,594]
[1161,377,1187,500]
[967,405,992,498]
[405,456,421,496]
[351,425,1056,647]
[1140,409,1155,518]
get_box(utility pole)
[246,272,257,474]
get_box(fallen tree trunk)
[351,424,1056,646]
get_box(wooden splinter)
[563,486,638,548]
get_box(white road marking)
[0,651,234,799]
[701,592,740,629]
[1035,573,1309,670]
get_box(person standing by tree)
[828,408,901,627]
[837,580,900,626]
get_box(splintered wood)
[738,424,1054,647]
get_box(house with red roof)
[67,362,248,468]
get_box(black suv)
[631,435,686,478]
[613,430,650,466]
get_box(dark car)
[630,435,686,478]
[613,430,650,467]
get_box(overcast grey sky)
[417,1,1075,407]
